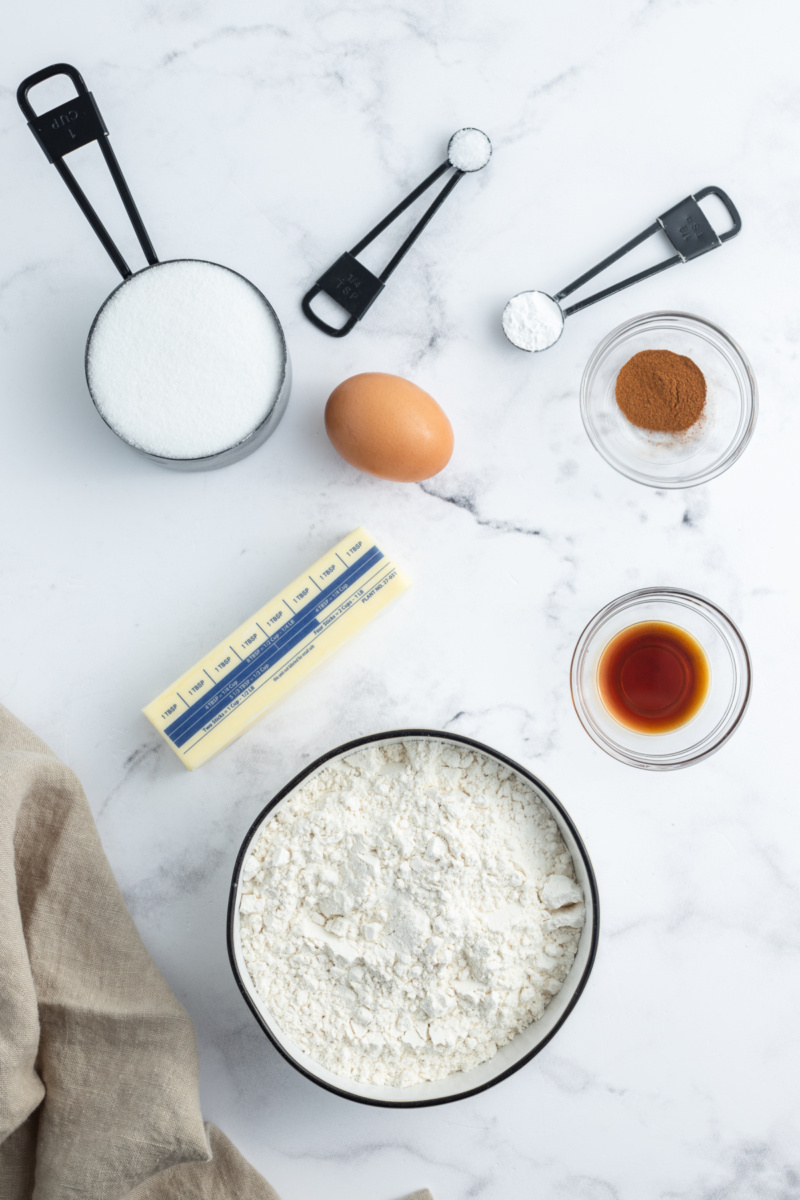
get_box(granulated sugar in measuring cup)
[18,64,290,470]
[502,187,741,353]
[86,261,287,460]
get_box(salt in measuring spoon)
[302,128,492,337]
[18,64,291,470]
[502,187,742,353]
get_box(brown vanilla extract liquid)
[597,621,710,734]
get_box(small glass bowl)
[570,588,751,770]
[580,312,757,488]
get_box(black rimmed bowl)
[227,729,599,1107]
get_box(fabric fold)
[0,704,431,1200]
[0,705,271,1199]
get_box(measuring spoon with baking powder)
[502,187,741,352]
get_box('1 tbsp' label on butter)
[143,528,410,770]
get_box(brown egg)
[325,372,454,482]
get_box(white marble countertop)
[2,2,798,1196]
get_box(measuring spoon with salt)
[502,187,741,352]
[302,128,492,337]
[18,64,290,469]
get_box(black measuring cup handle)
[17,62,87,122]
[17,63,158,279]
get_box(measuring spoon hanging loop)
[17,63,158,279]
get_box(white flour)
[87,260,286,459]
[238,740,585,1087]
[502,290,565,352]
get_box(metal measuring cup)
[18,64,291,470]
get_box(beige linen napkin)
[0,705,429,1200]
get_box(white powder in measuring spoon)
[502,290,565,352]
[86,260,286,459]
[238,739,585,1087]
[448,128,492,172]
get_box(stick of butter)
[143,528,409,770]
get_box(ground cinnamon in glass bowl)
[615,349,706,433]
[580,312,757,488]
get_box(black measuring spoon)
[302,128,492,337]
[502,187,742,352]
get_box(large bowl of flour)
[227,730,599,1106]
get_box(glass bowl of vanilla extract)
[570,588,751,769]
